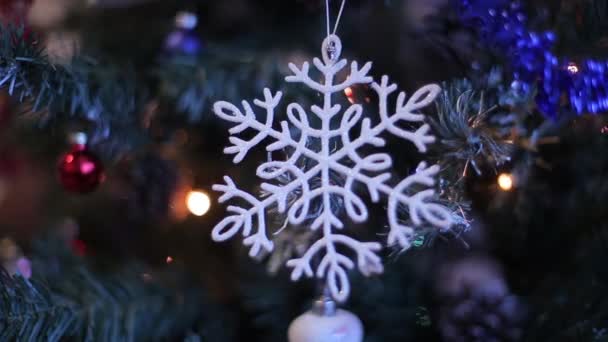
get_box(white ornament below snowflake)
[212,34,453,302]
[289,292,364,342]
[288,308,363,342]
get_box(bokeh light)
[186,190,211,216]
[497,173,514,191]
[566,62,579,75]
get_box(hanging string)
[325,0,331,37]
[325,0,347,37]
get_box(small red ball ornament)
[58,134,104,193]
[71,239,87,256]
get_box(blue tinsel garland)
[458,0,608,118]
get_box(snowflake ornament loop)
[212,35,453,302]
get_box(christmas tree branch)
[0,24,139,121]
[0,271,74,341]
[0,234,226,341]
[0,23,296,157]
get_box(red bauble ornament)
[58,144,104,193]
[71,239,87,257]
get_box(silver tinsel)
[429,79,513,177]
[390,79,516,252]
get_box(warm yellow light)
[186,190,211,216]
[497,173,514,191]
[344,87,354,97]
[344,87,355,104]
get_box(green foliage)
[0,234,225,341]
[156,47,288,123]
[347,257,437,342]
[240,255,439,342]
[472,114,608,340]
[0,23,146,158]
[554,0,608,55]
[0,23,294,158]
[0,272,73,341]
[239,261,312,342]
[0,24,138,120]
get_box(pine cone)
[438,287,526,342]
[435,256,527,342]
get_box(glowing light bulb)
[566,62,579,75]
[344,85,371,104]
[175,11,198,30]
[186,190,211,216]
[344,87,355,104]
[497,173,514,191]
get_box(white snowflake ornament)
[212,35,453,302]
